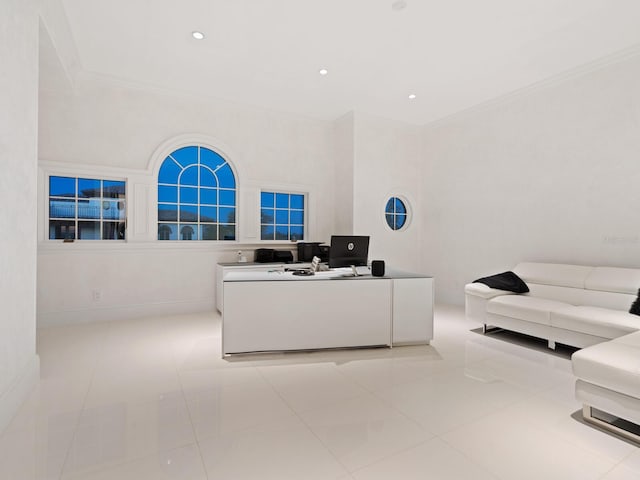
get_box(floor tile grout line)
[56,316,191,479]
[436,398,624,478]
[436,434,504,480]
[254,361,450,476]
[597,446,640,479]
[253,363,354,476]
[170,317,212,480]
[178,381,218,480]
[55,318,113,480]
[596,463,621,480]
[294,364,440,438]
[30,306,640,480]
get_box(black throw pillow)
[630,289,640,316]
[473,271,529,293]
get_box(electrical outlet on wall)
[92,289,102,302]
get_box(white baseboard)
[37,299,216,327]
[0,354,40,434]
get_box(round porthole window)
[385,196,409,231]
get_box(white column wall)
[0,0,40,432]
[37,79,337,325]
[352,113,423,272]
[332,112,355,235]
[421,54,640,305]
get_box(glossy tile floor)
[2,305,639,479]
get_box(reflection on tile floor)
[1,305,638,479]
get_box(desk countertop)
[217,261,299,267]
[223,266,431,282]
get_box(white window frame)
[43,168,129,242]
[157,146,237,242]
[150,134,241,243]
[383,194,412,232]
[259,188,309,243]
[38,135,323,250]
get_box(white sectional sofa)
[465,262,640,349]
[572,332,640,442]
[465,262,640,442]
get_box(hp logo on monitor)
[347,242,355,251]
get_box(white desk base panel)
[222,272,433,355]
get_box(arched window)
[157,145,236,241]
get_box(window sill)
[37,240,298,255]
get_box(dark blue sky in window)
[200,189,217,205]
[219,190,235,206]
[158,185,177,203]
[200,167,216,187]
[275,210,288,224]
[261,192,274,208]
[275,193,289,209]
[180,166,198,186]
[200,147,227,173]
[260,191,305,241]
[290,194,304,210]
[159,159,181,184]
[171,146,198,167]
[79,178,100,198]
[50,176,76,197]
[290,210,304,225]
[180,187,198,204]
[216,164,235,189]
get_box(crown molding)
[73,69,332,127]
[39,0,82,88]
[423,43,640,131]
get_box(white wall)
[36,76,430,324]
[37,78,338,325]
[332,112,355,235]
[352,113,424,272]
[0,0,40,432]
[38,6,640,319]
[421,54,640,305]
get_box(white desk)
[216,261,314,312]
[221,267,433,355]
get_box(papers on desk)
[224,266,371,282]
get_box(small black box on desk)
[297,242,329,262]
[254,248,293,263]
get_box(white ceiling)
[54,0,640,125]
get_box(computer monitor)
[329,235,370,268]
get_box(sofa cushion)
[572,333,640,399]
[513,263,592,289]
[464,282,517,300]
[585,267,640,295]
[473,271,529,293]
[487,295,570,326]
[611,330,640,347]
[551,306,640,339]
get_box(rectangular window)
[260,191,305,241]
[49,176,126,240]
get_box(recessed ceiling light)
[192,31,205,40]
[392,0,407,11]
[408,93,417,99]
[319,68,328,76]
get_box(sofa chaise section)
[572,330,640,442]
